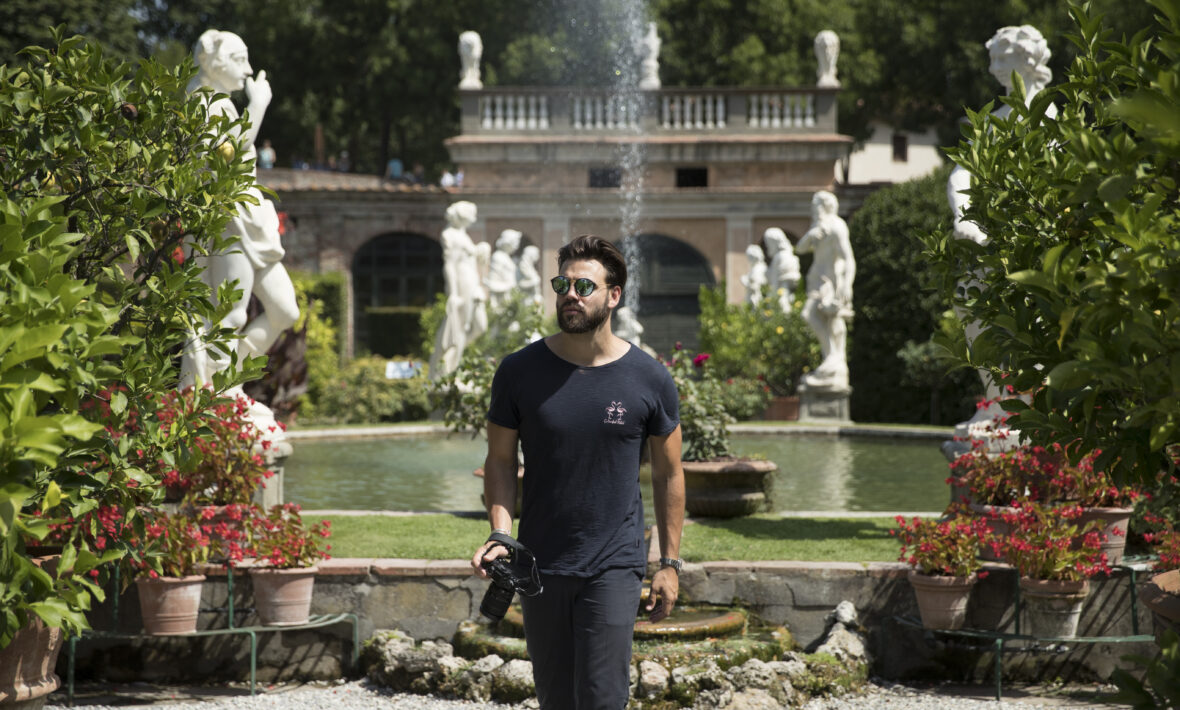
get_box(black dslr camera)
[480,533,543,622]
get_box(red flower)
[171,246,185,264]
[692,353,711,368]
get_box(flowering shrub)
[719,376,774,421]
[950,443,1141,508]
[667,344,734,462]
[247,503,331,569]
[992,503,1110,581]
[1142,513,1180,571]
[892,505,991,577]
[164,388,276,506]
[136,511,214,579]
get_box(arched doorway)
[352,232,443,357]
[617,234,715,357]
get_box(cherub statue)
[485,229,523,311]
[638,22,661,90]
[740,244,767,307]
[764,228,801,313]
[517,245,542,305]
[181,29,299,443]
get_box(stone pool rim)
[285,422,953,442]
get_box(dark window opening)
[589,167,622,188]
[675,167,708,188]
[892,133,909,162]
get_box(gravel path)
[52,678,1124,710]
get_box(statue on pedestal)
[638,22,661,90]
[485,229,522,311]
[944,25,1054,455]
[764,228,801,313]
[517,245,543,305]
[458,31,483,90]
[796,191,854,391]
[740,244,767,308]
[815,30,841,88]
[430,201,488,378]
[181,29,299,447]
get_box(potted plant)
[1141,511,1180,643]
[667,344,776,518]
[1042,448,1141,566]
[993,503,1110,639]
[133,511,216,635]
[892,505,992,630]
[174,388,277,508]
[245,503,331,626]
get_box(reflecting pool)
[284,432,951,514]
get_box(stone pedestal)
[253,441,290,509]
[798,384,851,421]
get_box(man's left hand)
[646,567,679,622]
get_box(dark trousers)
[520,567,643,710]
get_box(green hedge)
[847,166,981,424]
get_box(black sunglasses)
[551,276,608,298]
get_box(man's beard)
[558,300,611,334]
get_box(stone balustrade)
[459,86,838,136]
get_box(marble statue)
[796,191,854,391]
[517,245,543,305]
[764,228,801,313]
[181,29,298,444]
[485,229,522,311]
[943,25,1054,454]
[430,201,488,378]
[458,31,483,90]
[948,25,1054,245]
[638,22,661,90]
[740,244,767,307]
[815,30,841,88]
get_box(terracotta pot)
[1140,569,1180,645]
[1019,577,1089,639]
[136,575,205,635]
[1075,506,1132,566]
[681,459,777,518]
[968,503,1016,562]
[250,566,318,626]
[760,396,800,421]
[908,570,977,630]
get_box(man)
[471,235,685,710]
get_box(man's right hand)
[470,539,511,579]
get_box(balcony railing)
[459,86,838,137]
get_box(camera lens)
[480,580,516,622]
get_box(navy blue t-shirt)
[487,340,679,576]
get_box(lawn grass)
[316,513,903,563]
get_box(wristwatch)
[659,557,684,573]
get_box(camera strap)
[486,532,544,597]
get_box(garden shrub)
[697,285,819,399]
[287,271,343,423]
[0,32,254,644]
[309,356,429,425]
[847,165,981,424]
[718,377,774,422]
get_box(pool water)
[284,433,951,514]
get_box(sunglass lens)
[574,279,595,297]
[551,276,570,295]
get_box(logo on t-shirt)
[604,401,627,425]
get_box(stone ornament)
[181,29,299,444]
[943,25,1053,455]
[430,201,488,378]
[796,191,854,391]
[638,22,661,90]
[740,244,767,308]
[458,31,483,90]
[485,229,522,311]
[763,228,800,313]
[814,30,840,88]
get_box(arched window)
[352,232,443,357]
[617,234,715,356]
